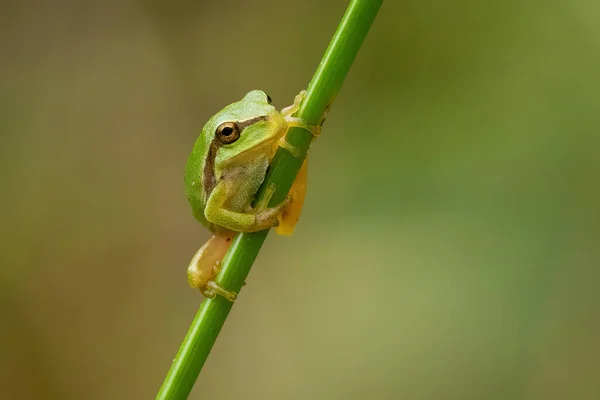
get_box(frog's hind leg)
[187,233,237,301]
[276,158,308,236]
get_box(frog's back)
[185,133,212,230]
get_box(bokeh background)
[2,0,599,398]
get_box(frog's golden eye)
[215,121,240,144]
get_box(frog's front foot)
[248,182,290,229]
[280,90,322,157]
[280,117,321,157]
[278,139,301,157]
[254,198,289,229]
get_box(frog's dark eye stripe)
[215,121,240,144]
[236,115,269,131]
[266,94,273,104]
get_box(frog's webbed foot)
[280,90,322,157]
[203,279,238,302]
[249,182,290,227]
[239,182,289,231]
[277,138,301,157]
[187,234,237,302]
[281,90,307,117]
[283,117,321,138]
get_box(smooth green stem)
[157,1,383,398]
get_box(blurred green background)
[2,0,599,399]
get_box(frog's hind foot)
[203,280,238,302]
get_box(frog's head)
[202,90,287,167]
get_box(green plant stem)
[156,1,383,398]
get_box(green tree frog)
[184,90,319,301]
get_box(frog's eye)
[215,121,240,144]
[266,94,273,105]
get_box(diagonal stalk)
[157,1,383,398]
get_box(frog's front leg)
[281,90,322,136]
[278,90,322,157]
[204,178,289,233]
[281,90,307,117]
[187,233,237,301]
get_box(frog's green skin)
[185,90,291,234]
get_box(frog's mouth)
[225,124,286,165]
[227,138,282,166]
